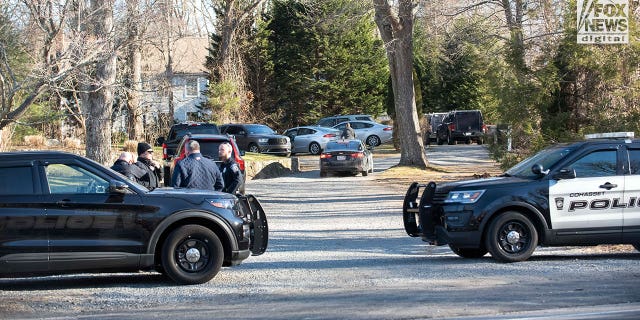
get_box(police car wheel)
[449,245,488,259]
[161,225,224,285]
[485,211,538,263]
[633,244,640,252]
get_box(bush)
[63,137,82,149]
[24,135,46,147]
[123,140,138,153]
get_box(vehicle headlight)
[258,138,268,143]
[206,198,236,210]
[444,190,485,204]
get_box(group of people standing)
[111,141,243,195]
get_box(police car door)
[624,147,640,243]
[548,148,623,242]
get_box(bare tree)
[212,0,267,82]
[125,0,144,140]
[79,0,117,164]
[0,1,98,139]
[373,0,427,168]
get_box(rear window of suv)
[169,124,219,140]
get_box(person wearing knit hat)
[137,142,153,156]
[132,142,162,189]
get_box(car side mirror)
[109,180,129,194]
[531,164,549,176]
[553,168,576,180]
[155,137,165,146]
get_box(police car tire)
[161,225,224,285]
[485,211,538,263]
[633,244,640,252]
[449,245,488,259]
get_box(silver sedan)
[284,126,341,155]
[333,121,393,146]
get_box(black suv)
[159,122,220,161]
[0,151,267,284]
[403,132,640,262]
[220,124,291,156]
[436,110,486,145]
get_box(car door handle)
[599,182,618,190]
[56,200,71,207]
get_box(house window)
[185,77,198,97]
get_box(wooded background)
[1,0,639,166]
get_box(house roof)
[142,37,209,75]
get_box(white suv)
[316,114,375,127]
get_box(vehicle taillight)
[352,152,364,158]
[383,127,392,131]
[482,124,488,133]
[448,124,456,131]
[320,153,332,159]
[236,157,245,171]
[162,143,168,160]
[323,134,336,138]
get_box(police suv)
[403,132,640,262]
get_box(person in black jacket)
[133,142,162,189]
[218,142,244,195]
[111,152,143,182]
[172,140,224,191]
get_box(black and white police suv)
[403,132,640,262]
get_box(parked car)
[284,126,341,155]
[319,140,373,177]
[159,122,220,164]
[0,151,267,284]
[167,134,246,194]
[435,110,486,145]
[425,112,448,145]
[220,124,291,156]
[332,121,393,147]
[316,114,375,127]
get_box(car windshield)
[505,144,578,178]
[246,125,274,135]
[325,141,362,151]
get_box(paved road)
[1,145,639,319]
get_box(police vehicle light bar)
[584,132,634,140]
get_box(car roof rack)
[584,132,635,140]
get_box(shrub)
[24,135,46,147]
[123,140,138,152]
[63,137,82,149]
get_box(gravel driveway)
[1,145,639,319]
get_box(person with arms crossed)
[218,142,244,194]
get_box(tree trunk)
[126,0,144,141]
[373,0,427,168]
[82,0,116,165]
[165,0,175,122]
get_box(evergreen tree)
[268,0,388,129]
